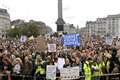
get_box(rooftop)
[0,8,9,17]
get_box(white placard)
[46,65,56,80]
[57,58,65,70]
[20,35,27,42]
[60,67,79,80]
[48,44,56,52]
[105,36,113,45]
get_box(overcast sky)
[1,0,120,31]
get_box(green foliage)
[7,22,40,38]
[7,27,21,38]
[20,22,40,37]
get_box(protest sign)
[20,35,27,42]
[57,58,65,70]
[48,44,56,52]
[35,36,47,51]
[62,34,80,46]
[60,67,79,80]
[105,36,113,45]
[46,65,56,80]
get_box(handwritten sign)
[48,44,56,52]
[35,36,47,51]
[57,58,65,70]
[46,65,56,80]
[60,67,79,80]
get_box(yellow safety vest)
[93,63,101,77]
[83,61,92,75]
[106,61,110,67]
[35,66,45,75]
[83,61,92,80]
[106,60,110,72]
[99,61,106,74]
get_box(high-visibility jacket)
[99,61,105,68]
[83,61,92,80]
[106,61,110,67]
[83,61,92,75]
[35,65,45,75]
[105,60,110,73]
[100,61,107,74]
[92,63,102,77]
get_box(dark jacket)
[23,61,33,75]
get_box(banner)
[62,34,80,46]
[60,67,79,80]
[48,44,56,52]
[46,65,56,80]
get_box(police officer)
[83,58,92,80]
[35,56,45,80]
[92,61,102,80]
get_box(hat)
[15,57,22,64]
[104,53,111,58]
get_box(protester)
[12,57,23,80]
[0,35,119,80]
[23,56,33,80]
[35,55,45,80]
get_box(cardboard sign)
[62,34,80,46]
[35,36,47,51]
[46,65,56,80]
[60,67,79,80]
[48,44,56,52]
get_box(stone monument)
[56,0,65,32]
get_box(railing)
[0,73,120,80]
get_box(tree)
[7,27,21,38]
[20,22,40,37]
[7,22,40,38]
[8,20,53,38]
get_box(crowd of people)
[0,35,119,80]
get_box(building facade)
[86,14,120,38]
[106,14,120,37]
[0,8,10,38]
[86,21,96,37]
[64,23,77,34]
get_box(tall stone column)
[56,0,65,32]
